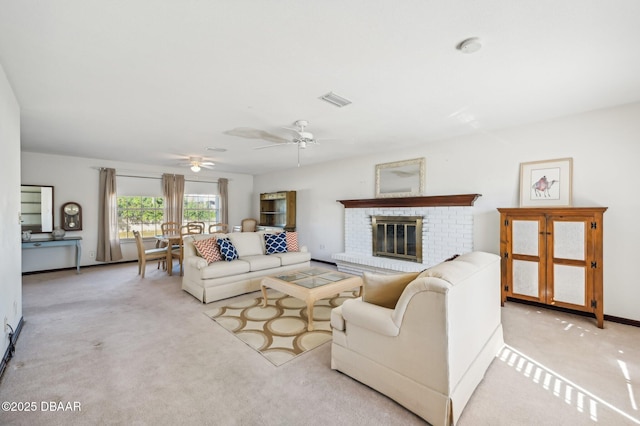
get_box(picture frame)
[375,157,425,198]
[519,158,573,207]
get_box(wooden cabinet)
[498,207,607,328]
[259,191,296,231]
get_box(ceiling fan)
[180,156,215,172]
[256,120,318,150]
[224,120,320,166]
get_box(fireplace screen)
[372,216,423,263]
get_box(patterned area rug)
[204,290,358,366]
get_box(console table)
[22,236,82,273]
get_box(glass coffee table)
[260,267,362,331]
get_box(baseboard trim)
[311,258,337,266]
[0,316,24,381]
[506,298,639,328]
[603,314,640,328]
[22,260,137,276]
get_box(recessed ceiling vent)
[320,92,352,108]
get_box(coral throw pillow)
[362,271,420,309]
[193,238,223,263]
[284,231,300,252]
[217,238,239,261]
[264,233,288,254]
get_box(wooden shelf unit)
[498,207,607,328]
[259,191,296,231]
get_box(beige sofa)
[181,232,311,303]
[331,252,503,426]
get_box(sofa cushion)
[285,231,300,252]
[241,254,281,271]
[362,271,421,309]
[264,233,288,254]
[272,250,312,266]
[192,237,223,263]
[199,259,251,279]
[228,232,264,257]
[217,238,239,261]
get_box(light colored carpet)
[204,290,358,366]
[1,261,639,425]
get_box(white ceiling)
[1,1,639,175]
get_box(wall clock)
[62,202,82,231]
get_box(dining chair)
[187,221,206,233]
[161,221,181,237]
[173,224,204,276]
[133,230,169,278]
[158,221,181,268]
[241,218,258,232]
[208,223,229,234]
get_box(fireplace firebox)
[371,216,423,263]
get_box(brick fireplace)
[332,194,480,274]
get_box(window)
[183,194,219,227]
[117,194,220,239]
[118,196,164,239]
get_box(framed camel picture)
[519,158,573,207]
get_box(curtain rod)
[116,173,219,184]
[93,167,222,184]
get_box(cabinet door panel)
[512,260,540,298]
[512,220,539,256]
[553,264,586,306]
[553,221,585,261]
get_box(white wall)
[0,63,22,356]
[254,102,640,321]
[20,153,254,272]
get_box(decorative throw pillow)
[193,237,223,263]
[217,238,239,261]
[362,271,421,309]
[284,231,299,252]
[264,233,288,254]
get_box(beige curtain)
[162,174,185,224]
[96,168,123,262]
[218,177,228,226]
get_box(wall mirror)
[21,185,54,233]
[375,158,425,198]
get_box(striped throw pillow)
[285,231,299,252]
[193,238,223,263]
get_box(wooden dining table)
[154,234,181,276]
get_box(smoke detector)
[457,37,482,54]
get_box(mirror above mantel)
[21,185,54,233]
[375,158,425,198]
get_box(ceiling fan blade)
[224,127,289,144]
[201,162,215,166]
[253,143,290,150]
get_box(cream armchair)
[331,252,504,426]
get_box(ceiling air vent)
[319,92,352,108]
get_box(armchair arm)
[341,299,400,337]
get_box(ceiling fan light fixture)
[319,92,352,108]
[190,164,201,172]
